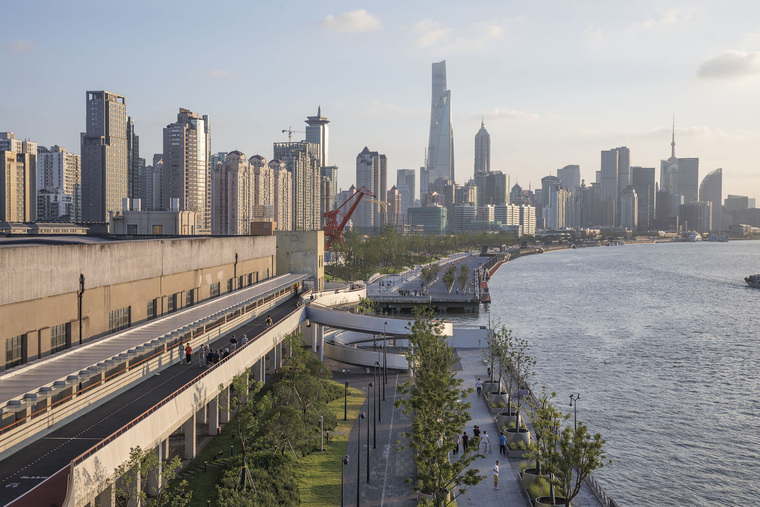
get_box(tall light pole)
[383,321,388,401]
[357,411,365,506]
[375,361,381,422]
[370,380,377,449]
[341,455,349,507]
[366,384,373,483]
[342,369,351,421]
[569,393,580,430]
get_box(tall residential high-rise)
[81,91,128,222]
[600,147,629,227]
[630,166,655,231]
[259,157,292,231]
[397,169,416,215]
[699,168,722,232]
[474,119,490,177]
[475,171,509,208]
[677,158,699,203]
[557,165,581,193]
[212,151,251,235]
[619,186,638,229]
[305,106,330,168]
[321,165,339,211]
[419,165,430,202]
[162,109,211,232]
[273,141,320,231]
[126,116,140,200]
[37,145,81,222]
[355,146,387,233]
[426,61,454,184]
[1,132,37,222]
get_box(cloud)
[696,50,760,80]
[485,108,540,122]
[4,40,36,54]
[205,69,234,79]
[413,19,506,54]
[414,19,453,48]
[320,10,382,33]
[629,7,699,31]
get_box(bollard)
[204,461,207,472]
[230,445,234,456]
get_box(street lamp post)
[569,393,580,430]
[366,383,373,483]
[357,411,365,506]
[375,361,381,422]
[342,369,351,421]
[370,379,377,448]
[341,455,349,507]
[383,321,388,400]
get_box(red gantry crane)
[323,186,374,250]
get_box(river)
[449,241,760,506]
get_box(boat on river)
[745,274,760,288]
[687,232,703,242]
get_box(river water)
[450,241,760,506]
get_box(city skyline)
[2,2,760,199]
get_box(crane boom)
[323,186,374,250]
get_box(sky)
[2,0,760,200]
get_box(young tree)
[493,326,515,402]
[396,308,484,505]
[113,446,192,507]
[457,265,468,293]
[526,387,569,481]
[510,334,535,430]
[551,423,612,506]
[442,266,456,293]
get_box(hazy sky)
[2,1,760,199]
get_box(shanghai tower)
[426,61,454,184]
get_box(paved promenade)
[333,349,604,507]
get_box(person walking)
[265,315,273,328]
[453,433,460,455]
[493,461,500,490]
[462,431,469,452]
[473,425,481,438]
[198,345,205,368]
[184,343,192,364]
[476,378,483,396]
[230,335,237,352]
[241,333,248,346]
[482,430,491,453]
[499,432,507,456]
[177,342,184,364]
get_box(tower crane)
[323,186,374,250]
[281,126,305,142]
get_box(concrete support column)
[183,413,196,459]
[276,342,283,369]
[269,347,277,374]
[208,396,219,435]
[220,386,230,424]
[252,359,262,383]
[159,437,169,460]
[126,465,141,507]
[147,444,162,497]
[196,405,207,425]
[318,324,324,361]
[95,485,115,507]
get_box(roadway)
[0,296,299,506]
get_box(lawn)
[294,385,366,505]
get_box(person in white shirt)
[493,461,500,490]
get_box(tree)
[510,334,535,430]
[551,423,611,506]
[442,266,456,293]
[526,387,568,479]
[396,308,484,505]
[493,326,515,402]
[457,265,468,293]
[420,265,438,290]
[113,446,191,507]
[480,329,498,384]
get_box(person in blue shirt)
[499,432,507,455]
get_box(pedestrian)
[213,349,220,364]
[473,425,481,438]
[241,333,248,346]
[177,342,184,364]
[265,314,273,328]
[454,433,460,454]
[476,378,483,396]
[499,432,507,456]
[482,430,491,453]
[230,335,238,352]
[198,345,205,368]
[462,431,469,451]
[184,343,192,364]
[206,348,214,366]
[493,461,500,490]
[223,347,230,358]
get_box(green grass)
[293,386,367,505]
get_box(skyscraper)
[81,91,127,222]
[557,165,581,193]
[1,132,37,222]
[355,146,387,233]
[426,61,454,184]
[397,169,415,215]
[126,116,140,201]
[677,158,699,203]
[162,108,211,233]
[699,168,722,232]
[37,145,81,222]
[600,147,629,226]
[305,107,330,168]
[630,166,655,231]
[212,151,251,235]
[474,120,490,177]
[273,141,321,231]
